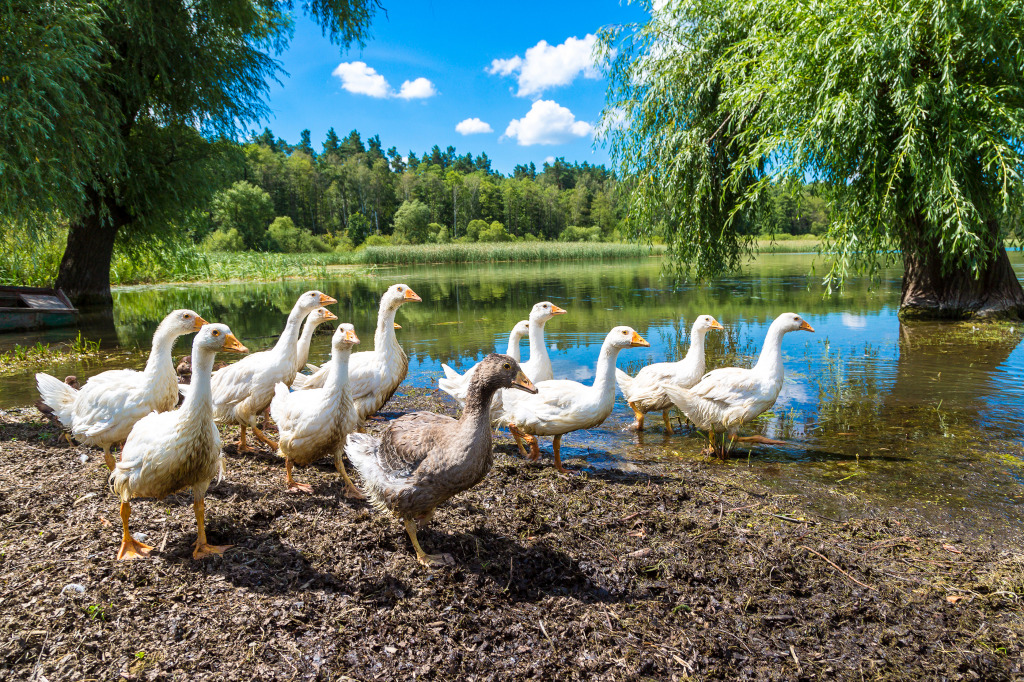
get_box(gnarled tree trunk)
[900,218,1024,320]
[54,187,127,306]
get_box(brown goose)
[345,354,537,567]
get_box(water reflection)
[3,254,1023,535]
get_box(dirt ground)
[1,390,1021,681]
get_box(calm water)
[3,254,1023,536]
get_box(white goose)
[437,318,530,402]
[110,323,248,560]
[497,326,649,473]
[293,284,421,423]
[293,307,338,374]
[663,312,814,458]
[270,323,362,496]
[616,314,723,432]
[36,309,206,469]
[206,290,336,451]
[438,302,565,423]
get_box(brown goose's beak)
[322,308,338,321]
[193,315,208,331]
[629,331,650,348]
[393,323,402,330]
[319,293,337,305]
[550,304,567,315]
[404,288,422,302]
[799,321,815,332]
[344,329,360,345]
[223,333,248,353]
[709,318,724,331]
[511,370,538,394]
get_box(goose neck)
[179,346,215,421]
[273,305,308,355]
[684,328,707,364]
[753,323,786,378]
[374,304,401,356]
[142,325,178,379]
[528,318,550,366]
[591,342,623,396]
[322,349,351,397]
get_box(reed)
[0,332,102,374]
[345,241,662,265]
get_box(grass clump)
[345,241,662,265]
[0,332,101,374]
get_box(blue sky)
[261,2,647,174]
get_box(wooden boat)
[0,286,79,332]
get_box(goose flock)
[35,284,814,567]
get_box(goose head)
[332,323,360,351]
[773,312,815,334]
[607,326,650,349]
[529,301,567,324]
[473,354,537,394]
[383,283,422,310]
[692,315,724,335]
[308,307,338,327]
[296,290,337,316]
[161,309,208,335]
[510,320,530,340]
[196,324,248,355]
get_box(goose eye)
[503,363,510,370]
[212,330,220,337]
[622,330,628,335]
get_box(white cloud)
[332,61,391,98]
[487,34,602,97]
[456,118,494,135]
[397,77,436,100]
[504,100,594,146]
[544,156,555,164]
[331,62,436,100]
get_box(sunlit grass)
[344,241,663,265]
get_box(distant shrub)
[477,221,513,242]
[559,225,602,242]
[267,216,328,253]
[392,200,431,244]
[362,234,392,247]
[202,228,246,252]
[465,219,488,242]
[427,222,450,243]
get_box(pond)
[4,253,1024,537]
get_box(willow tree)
[2,0,377,305]
[602,0,1024,319]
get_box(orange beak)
[550,304,567,315]
[393,322,402,330]
[629,331,650,348]
[322,308,338,321]
[404,288,422,302]
[709,318,724,331]
[799,321,815,332]
[319,293,337,305]
[510,370,538,394]
[223,333,248,353]
[344,329,360,344]
[193,315,208,331]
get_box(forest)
[192,127,828,253]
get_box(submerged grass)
[0,332,102,374]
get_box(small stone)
[61,583,86,596]
[135,532,151,543]
[79,453,89,463]
[73,492,98,507]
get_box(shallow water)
[4,253,1023,536]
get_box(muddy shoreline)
[1,390,1021,680]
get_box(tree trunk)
[54,188,125,306]
[900,219,1024,320]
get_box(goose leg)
[552,434,569,474]
[508,423,530,458]
[662,410,674,434]
[103,445,115,471]
[237,424,251,453]
[252,425,279,450]
[192,497,231,559]
[116,502,152,560]
[285,458,314,494]
[628,402,645,431]
[404,518,453,568]
[333,452,365,499]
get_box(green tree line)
[198,128,639,251]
